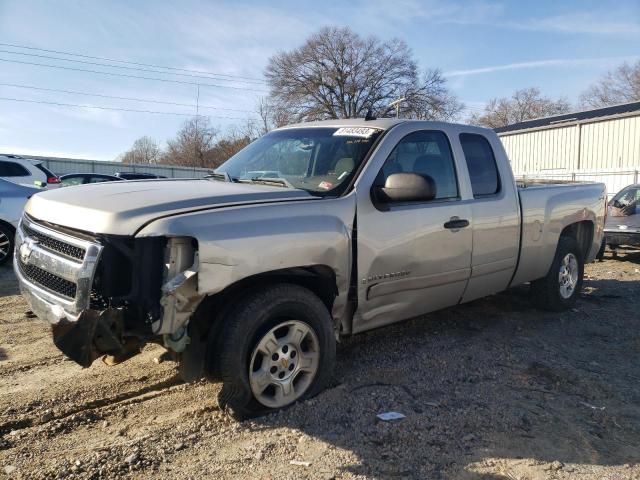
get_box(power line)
[0,58,269,92]
[0,42,267,83]
[0,82,255,113]
[0,49,267,85]
[0,96,248,120]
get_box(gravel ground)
[1,252,640,479]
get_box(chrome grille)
[18,261,77,299]
[22,224,86,261]
[14,215,103,319]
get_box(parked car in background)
[602,183,640,254]
[0,178,40,265]
[0,154,61,188]
[14,118,606,418]
[114,172,166,180]
[60,173,124,186]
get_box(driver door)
[352,128,473,332]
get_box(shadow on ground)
[605,249,640,264]
[247,275,640,478]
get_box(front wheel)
[531,236,584,311]
[215,284,336,419]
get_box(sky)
[0,0,639,160]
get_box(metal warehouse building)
[496,101,640,196]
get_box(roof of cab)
[277,117,495,135]
[278,117,407,130]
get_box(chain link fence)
[16,155,211,178]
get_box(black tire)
[0,223,15,266]
[215,284,336,420]
[531,236,584,311]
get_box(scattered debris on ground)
[1,253,639,479]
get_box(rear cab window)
[459,133,501,197]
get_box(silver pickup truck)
[14,119,606,418]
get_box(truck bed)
[511,181,606,286]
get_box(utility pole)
[194,84,200,167]
[388,97,406,118]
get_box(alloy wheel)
[248,320,320,408]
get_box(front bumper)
[13,216,134,366]
[13,214,103,324]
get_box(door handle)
[444,217,469,230]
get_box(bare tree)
[469,87,571,128]
[162,117,219,168]
[209,121,261,165]
[257,97,295,133]
[159,117,261,168]
[265,26,460,121]
[118,136,161,164]
[402,69,464,121]
[580,61,640,108]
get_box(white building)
[496,101,640,196]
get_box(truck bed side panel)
[511,183,605,286]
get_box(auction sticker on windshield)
[333,127,378,138]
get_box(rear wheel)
[214,284,336,419]
[0,224,15,266]
[531,236,584,311]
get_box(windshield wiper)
[238,177,294,188]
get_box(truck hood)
[25,179,315,235]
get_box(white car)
[0,178,40,265]
[0,154,61,188]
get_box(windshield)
[215,127,382,195]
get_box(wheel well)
[210,265,337,312]
[194,265,338,335]
[560,221,594,257]
[187,265,338,381]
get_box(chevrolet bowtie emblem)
[19,238,38,264]
[280,358,289,369]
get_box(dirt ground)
[1,253,640,480]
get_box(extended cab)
[14,119,606,418]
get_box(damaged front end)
[14,214,202,368]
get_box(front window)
[61,176,84,186]
[374,130,459,200]
[216,127,383,196]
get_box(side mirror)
[374,173,437,203]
